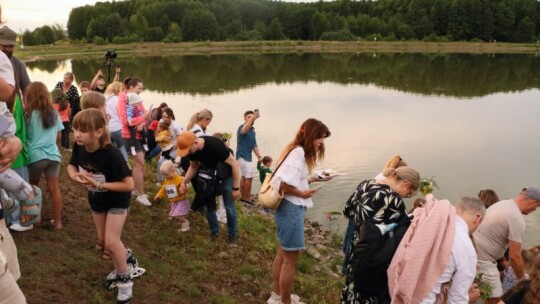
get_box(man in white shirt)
[473,187,540,303]
[421,197,486,303]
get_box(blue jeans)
[205,177,238,238]
[8,167,29,225]
[110,130,128,161]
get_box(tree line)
[22,0,540,46]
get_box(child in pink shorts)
[153,160,190,231]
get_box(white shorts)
[238,158,254,178]
[477,259,503,297]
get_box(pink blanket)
[387,194,456,304]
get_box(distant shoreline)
[17,40,540,61]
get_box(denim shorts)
[275,198,306,251]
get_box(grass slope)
[16,40,540,62]
[13,150,343,304]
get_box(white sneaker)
[179,221,190,232]
[267,292,302,304]
[136,194,152,206]
[130,146,137,156]
[9,223,33,232]
[116,280,133,303]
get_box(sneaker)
[130,146,137,156]
[116,274,133,304]
[136,194,152,206]
[142,144,149,151]
[155,182,161,187]
[267,292,302,304]
[228,235,238,247]
[9,223,33,232]
[179,221,190,232]
[210,233,219,241]
[126,249,138,268]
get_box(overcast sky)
[3,0,102,33]
[3,0,315,33]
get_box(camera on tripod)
[103,50,117,61]
[100,50,119,84]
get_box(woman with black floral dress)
[54,72,80,121]
[341,166,420,304]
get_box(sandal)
[20,186,42,227]
[1,196,18,219]
[95,242,112,260]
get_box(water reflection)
[24,53,540,247]
[26,53,540,97]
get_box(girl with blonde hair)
[341,166,420,304]
[374,155,407,179]
[186,108,213,135]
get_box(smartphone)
[254,109,260,117]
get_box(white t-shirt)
[189,124,206,138]
[105,95,122,132]
[474,199,526,261]
[273,146,312,208]
[421,216,477,303]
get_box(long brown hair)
[478,189,499,208]
[72,109,111,148]
[278,118,330,172]
[24,81,57,129]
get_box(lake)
[25,52,540,247]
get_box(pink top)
[116,91,147,139]
[53,103,71,122]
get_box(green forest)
[22,0,540,45]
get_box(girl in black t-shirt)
[67,109,141,304]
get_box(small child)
[126,93,148,155]
[257,156,273,184]
[257,156,273,214]
[79,81,90,96]
[67,109,144,303]
[154,160,190,232]
[154,121,174,160]
[52,88,71,150]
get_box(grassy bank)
[16,40,540,62]
[12,150,343,304]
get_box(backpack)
[351,214,412,298]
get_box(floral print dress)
[340,179,406,304]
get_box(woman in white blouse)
[268,118,331,304]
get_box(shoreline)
[17,40,540,62]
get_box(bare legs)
[133,152,145,195]
[92,211,128,274]
[271,244,300,304]
[240,176,253,202]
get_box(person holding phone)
[267,118,331,304]
[236,109,262,204]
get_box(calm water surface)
[26,53,540,247]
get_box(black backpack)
[351,214,412,299]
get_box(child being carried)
[154,121,174,160]
[126,93,148,155]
